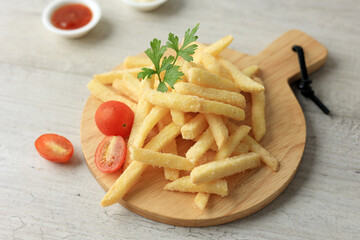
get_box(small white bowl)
[122,0,167,12]
[42,0,101,38]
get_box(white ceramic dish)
[42,0,101,38]
[122,0,167,12]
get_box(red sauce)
[51,4,92,30]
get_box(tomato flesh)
[95,101,134,138]
[35,134,74,162]
[95,136,126,173]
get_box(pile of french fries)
[87,35,279,209]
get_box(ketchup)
[51,4,92,30]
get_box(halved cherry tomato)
[95,101,134,138]
[35,133,74,163]
[95,136,126,173]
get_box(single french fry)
[101,122,181,207]
[144,122,181,151]
[112,73,141,102]
[190,152,260,184]
[124,56,153,69]
[142,89,245,121]
[198,51,221,76]
[205,114,229,149]
[188,68,238,92]
[162,140,179,181]
[186,128,214,164]
[94,67,146,85]
[204,35,234,57]
[213,125,251,161]
[123,99,153,169]
[220,59,264,93]
[233,142,250,155]
[87,79,137,111]
[133,106,169,148]
[164,176,228,197]
[194,192,210,210]
[181,114,208,140]
[131,147,195,171]
[243,135,279,171]
[251,77,266,141]
[242,65,260,78]
[174,82,246,108]
[170,109,186,126]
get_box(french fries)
[130,147,195,171]
[204,35,233,57]
[101,122,181,207]
[220,58,264,93]
[112,73,141,102]
[164,176,228,197]
[181,114,207,140]
[124,56,153,69]
[87,79,137,111]
[205,114,228,149]
[174,82,246,108]
[243,135,279,171]
[186,128,214,164]
[142,89,245,121]
[94,67,146,85]
[89,33,280,210]
[251,77,266,141]
[188,68,238,92]
[190,153,261,184]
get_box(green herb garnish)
[137,24,200,92]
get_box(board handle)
[258,30,328,84]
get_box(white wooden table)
[1,0,359,239]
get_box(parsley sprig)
[137,24,200,92]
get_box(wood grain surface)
[1,0,359,239]
[80,30,327,226]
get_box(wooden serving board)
[80,30,327,227]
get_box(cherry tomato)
[35,134,74,163]
[95,136,126,173]
[95,101,134,138]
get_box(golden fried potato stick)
[197,51,221,76]
[87,79,137,111]
[188,68,238,92]
[142,89,245,121]
[101,122,181,207]
[181,114,208,140]
[170,109,186,126]
[132,106,169,148]
[204,35,234,57]
[174,82,246,108]
[123,99,153,169]
[205,114,229,149]
[232,142,250,155]
[164,176,228,197]
[112,73,141,102]
[162,140,179,181]
[190,153,260,184]
[251,77,266,141]
[243,135,279,171]
[94,67,147,85]
[220,59,264,93]
[130,147,195,171]
[186,128,214,164]
[242,65,260,78]
[124,56,153,69]
[213,125,251,162]
[194,192,210,210]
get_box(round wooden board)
[80,30,327,227]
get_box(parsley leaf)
[138,24,200,92]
